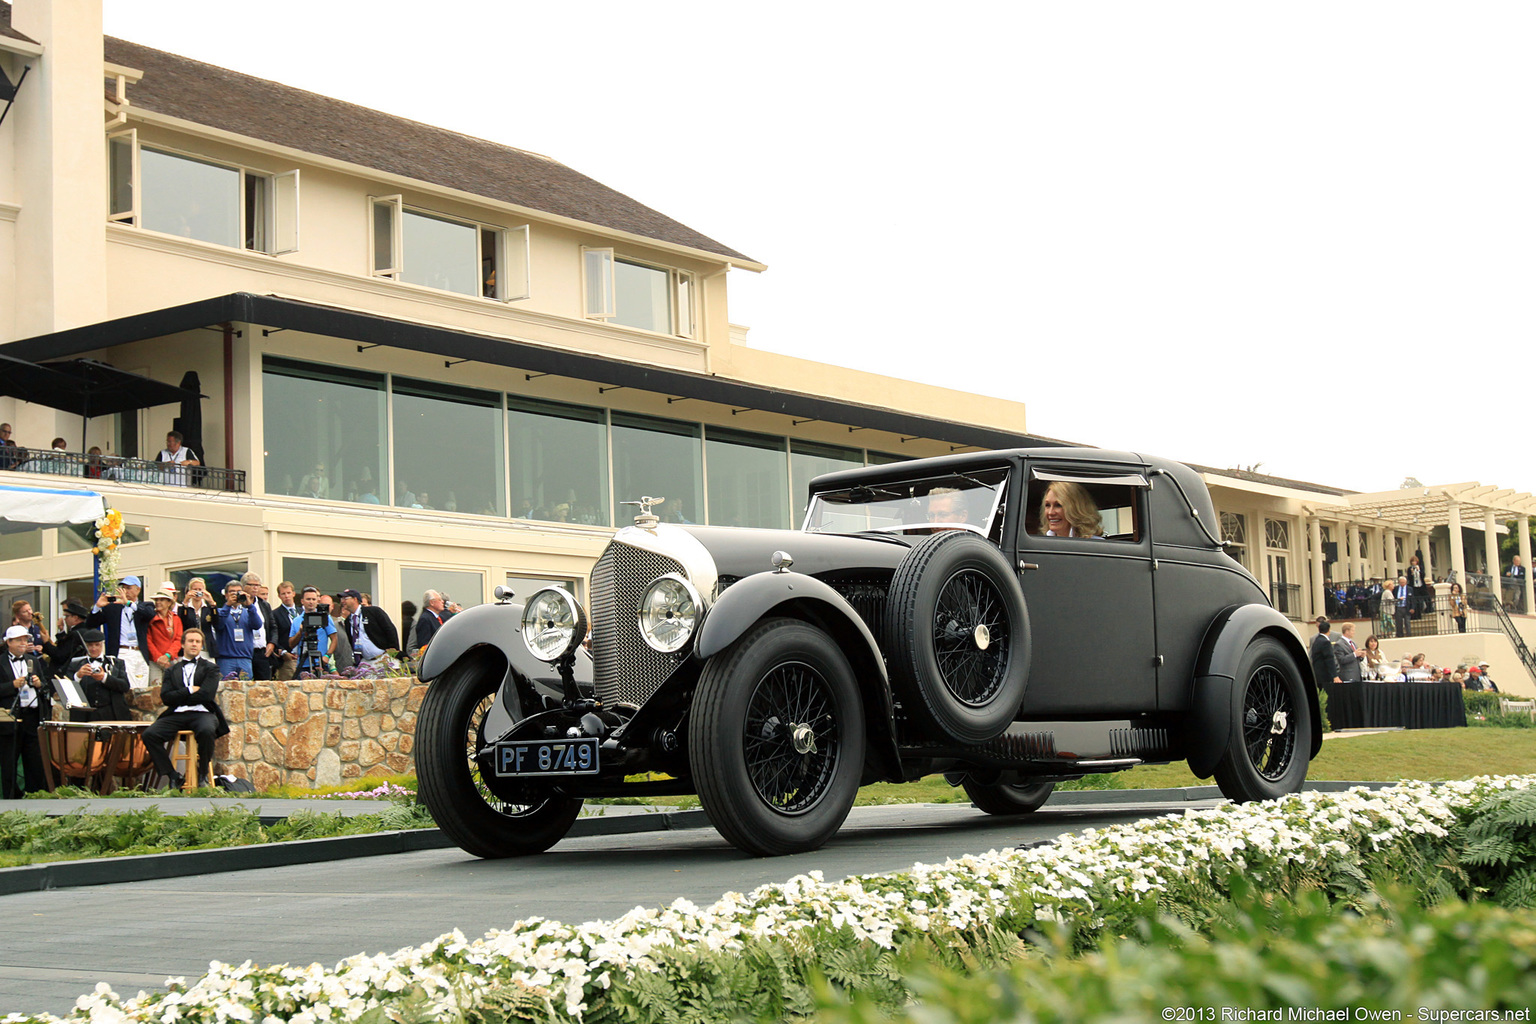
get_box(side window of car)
[1023,470,1147,542]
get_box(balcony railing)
[1270,582,1303,618]
[0,445,246,493]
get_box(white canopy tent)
[0,483,106,534]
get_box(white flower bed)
[8,775,1531,1024]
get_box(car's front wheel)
[416,650,583,857]
[1213,637,1312,803]
[962,774,1055,815]
[689,618,865,857]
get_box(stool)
[167,730,212,791]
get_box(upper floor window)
[582,248,695,337]
[369,196,529,301]
[107,131,298,254]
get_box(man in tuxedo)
[1332,622,1364,683]
[1,625,48,797]
[1308,617,1340,688]
[339,589,399,665]
[1508,556,1527,613]
[142,629,228,789]
[65,629,134,722]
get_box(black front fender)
[694,571,902,782]
[417,601,593,734]
[1184,603,1319,778]
[696,572,885,676]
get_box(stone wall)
[131,676,426,789]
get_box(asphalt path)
[0,798,1218,1017]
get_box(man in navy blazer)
[86,576,156,658]
[142,628,230,789]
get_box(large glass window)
[263,357,386,506]
[110,135,298,253]
[281,558,376,602]
[705,427,789,529]
[401,211,479,295]
[507,397,609,526]
[582,248,695,337]
[392,377,505,515]
[140,147,240,247]
[370,199,503,298]
[59,521,149,552]
[169,561,249,600]
[790,441,864,525]
[612,413,702,525]
[613,259,671,334]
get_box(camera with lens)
[300,605,331,662]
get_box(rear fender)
[1184,604,1318,778]
[416,601,593,738]
[695,572,902,781]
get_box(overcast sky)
[102,1,1536,496]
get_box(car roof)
[806,446,1168,494]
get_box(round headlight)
[521,587,588,662]
[637,574,702,654]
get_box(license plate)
[492,737,600,777]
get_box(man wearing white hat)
[1,624,48,796]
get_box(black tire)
[962,775,1055,815]
[416,651,582,858]
[690,618,865,857]
[884,531,1031,744]
[1213,637,1313,803]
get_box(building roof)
[99,35,756,265]
[1190,462,1351,498]
[0,2,36,43]
[0,0,752,264]
[1335,483,1536,527]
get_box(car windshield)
[803,468,1009,538]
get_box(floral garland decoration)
[92,508,125,593]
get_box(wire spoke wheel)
[743,660,840,814]
[691,618,865,856]
[417,652,582,857]
[932,568,1011,706]
[1240,664,1295,782]
[1214,636,1312,803]
[884,531,1031,743]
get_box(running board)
[956,719,1177,770]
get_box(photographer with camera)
[66,628,133,721]
[288,586,337,676]
[207,579,263,679]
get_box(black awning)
[0,354,205,418]
[0,292,1059,452]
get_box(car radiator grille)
[591,542,688,707]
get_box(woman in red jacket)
[143,583,184,687]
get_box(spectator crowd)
[2,571,458,796]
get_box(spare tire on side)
[883,531,1031,744]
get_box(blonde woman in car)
[1038,481,1104,539]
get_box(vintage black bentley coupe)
[416,448,1319,857]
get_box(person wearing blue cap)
[87,576,156,665]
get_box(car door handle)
[1017,561,1039,571]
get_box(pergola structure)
[1300,483,1536,619]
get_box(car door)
[1013,463,1157,715]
